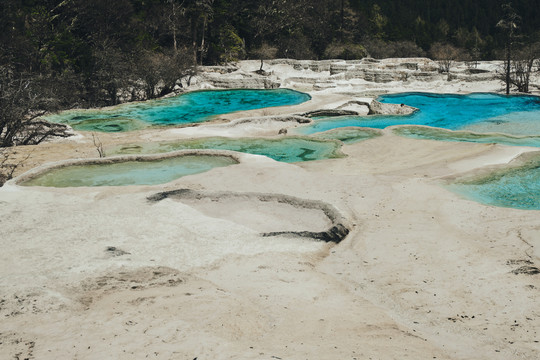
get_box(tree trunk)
[525,58,534,93]
[172,3,177,53]
[191,17,198,65]
[199,16,208,65]
[506,38,511,95]
[340,0,344,41]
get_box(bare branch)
[0,148,32,186]
[1,66,71,147]
[92,133,106,158]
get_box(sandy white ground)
[1,60,539,359]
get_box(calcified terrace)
[1,59,540,360]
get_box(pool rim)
[8,149,243,188]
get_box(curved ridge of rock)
[147,189,351,244]
[303,109,360,118]
[9,150,242,186]
[231,115,311,126]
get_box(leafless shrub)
[496,42,540,93]
[510,42,540,93]
[251,43,278,73]
[135,50,196,99]
[430,42,464,73]
[0,148,32,186]
[92,133,106,158]
[0,67,71,148]
[363,39,425,59]
[324,42,367,60]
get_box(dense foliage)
[3,1,540,71]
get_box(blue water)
[447,154,540,210]
[41,90,540,208]
[393,126,540,148]
[21,155,238,187]
[297,93,540,138]
[45,89,311,132]
[292,92,540,211]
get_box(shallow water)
[21,155,238,187]
[311,127,382,144]
[109,137,344,163]
[447,154,540,210]
[45,89,311,132]
[297,92,540,139]
[41,91,540,207]
[393,126,540,147]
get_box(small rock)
[106,246,130,257]
[512,266,540,275]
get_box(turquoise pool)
[447,153,540,210]
[38,90,540,207]
[45,89,311,132]
[297,93,540,140]
[393,126,540,148]
[293,92,540,211]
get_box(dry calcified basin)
[147,189,350,243]
[16,151,239,187]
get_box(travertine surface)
[1,59,539,360]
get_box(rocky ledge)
[303,100,417,118]
[368,100,418,115]
[188,58,501,90]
